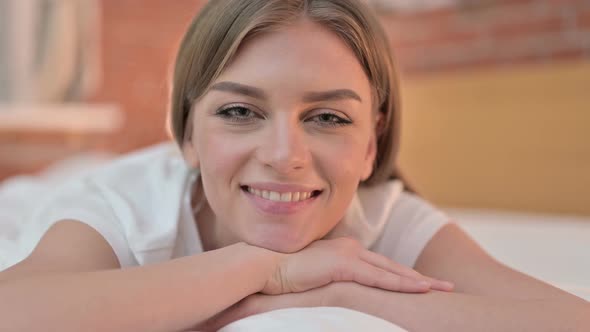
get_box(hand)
[262,237,454,295]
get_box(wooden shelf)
[0,103,124,179]
[0,103,123,133]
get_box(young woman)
[1,0,588,331]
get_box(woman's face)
[184,19,378,253]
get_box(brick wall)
[381,0,590,73]
[88,0,207,153]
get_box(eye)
[214,105,262,123]
[307,112,352,128]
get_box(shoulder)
[370,189,450,268]
[87,141,186,186]
[49,141,190,209]
[391,191,446,220]
[357,180,444,230]
[27,142,190,265]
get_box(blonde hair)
[170,0,407,187]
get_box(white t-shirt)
[13,142,449,269]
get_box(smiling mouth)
[240,185,322,203]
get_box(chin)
[246,233,312,253]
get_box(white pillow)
[219,307,407,332]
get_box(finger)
[360,251,454,291]
[341,260,431,293]
[359,250,424,279]
[423,276,455,292]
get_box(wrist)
[237,242,285,293]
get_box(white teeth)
[280,192,292,202]
[245,186,318,202]
[269,191,281,201]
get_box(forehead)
[214,19,372,99]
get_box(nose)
[256,117,310,174]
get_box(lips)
[241,182,322,192]
[240,183,323,215]
[241,185,322,202]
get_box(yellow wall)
[399,60,590,216]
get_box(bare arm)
[413,223,584,302]
[335,283,589,332]
[0,220,277,332]
[333,223,590,331]
[192,223,588,331]
[1,221,442,332]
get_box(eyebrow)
[209,81,362,103]
[210,81,267,100]
[302,89,362,103]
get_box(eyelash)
[215,105,352,128]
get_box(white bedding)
[219,307,407,332]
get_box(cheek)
[313,133,369,181]
[195,129,253,218]
[198,129,250,181]
[311,134,369,218]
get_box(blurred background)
[0,0,589,298]
[0,0,589,215]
